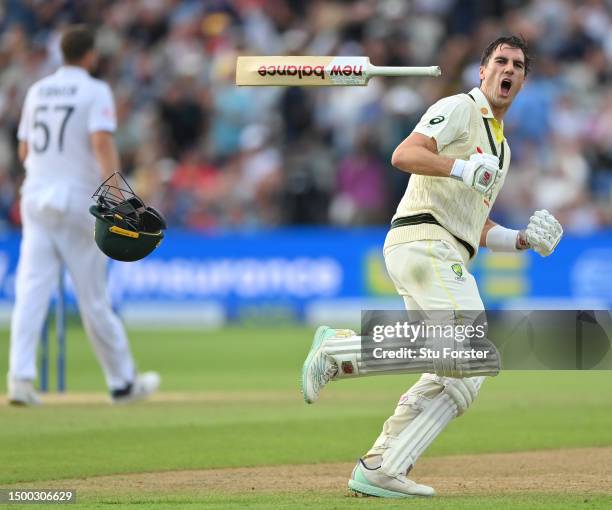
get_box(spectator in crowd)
[0,0,610,233]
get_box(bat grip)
[369,65,442,77]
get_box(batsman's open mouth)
[500,78,512,96]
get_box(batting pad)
[380,376,484,478]
[324,330,499,379]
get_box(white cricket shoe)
[8,377,42,406]
[348,459,435,498]
[301,326,339,404]
[111,372,160,404]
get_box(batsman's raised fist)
[522,209,563,257]
[450,152,500,195]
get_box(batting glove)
[450,152,500,195]
[519,209,563,257]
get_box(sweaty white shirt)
[385,87,511,260]
[17,66,116,203]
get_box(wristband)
[486,225,520,252]
[450,159,465,180]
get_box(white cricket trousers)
[367,239,486,457]
[9,192,135,390]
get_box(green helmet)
[89,173,167,262]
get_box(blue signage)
[0,228,610,322]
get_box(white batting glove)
[450,152,500,195]
[520,209,563,257]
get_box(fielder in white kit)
[302,36,564,497]
[8,25,159,406]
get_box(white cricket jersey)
[17,66,116,199]
[385,87,511,261]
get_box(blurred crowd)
[1,0,611,232]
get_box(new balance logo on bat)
[329,64,364,76]
[258,65,325,79]
[257,64,364,80]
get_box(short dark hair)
[481,35,530,76]
[60,25,95,64]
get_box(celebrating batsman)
[301,36,563,497]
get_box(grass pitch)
[1,325,611,509]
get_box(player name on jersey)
[39,85,78,97]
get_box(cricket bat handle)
[368,65,442,78]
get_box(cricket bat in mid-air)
[236,56,441,86]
